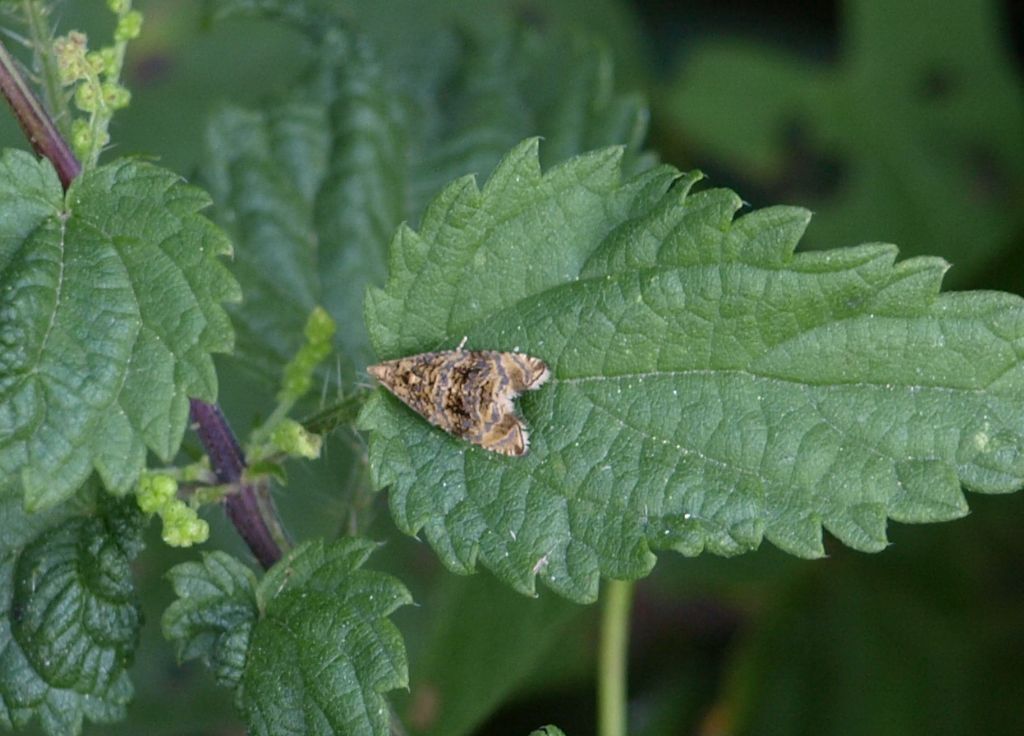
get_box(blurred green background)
[2,1,1022,734]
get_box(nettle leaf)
[162,551,259,689]
[658,0,1024,285]
[408,25,652,219]
[0,151,239,510]
[202,18,648,387]
[165,540,411,736]
[360,138,1024,603]
[243,539,411,736]
[203,30,404,382]
[0,490,143,735]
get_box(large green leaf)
[0,151,238,510]
[0,490,144,736]
[200,18,649,387]
[359,138,1024,603]
[163,540,411,736]
[202,29,404,382]
[658,0,1024,285]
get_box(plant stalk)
[0,34,293,570]
[300,391,369,436]
[0,36,79,188]
[190,399,290,569]
[21,0,70,140]
[598,579,634,736]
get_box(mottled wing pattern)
[367,349,550,456]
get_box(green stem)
[300,391,370,436]
[598,579,634,736]
[21,0,69,139]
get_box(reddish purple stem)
[190,399,285,569]
[0,40,80,189]
[0,36,287,569]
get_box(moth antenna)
[457,336,468,352]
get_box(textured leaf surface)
[202,31,402,381]
[201,18,649,386]
[360,138,1024,602]
[0,151,238,509]
[0,490,143,735]
[658,0,1024,285]
[162,541,410,736]
[219,539,411,736]
[162,551,259,689]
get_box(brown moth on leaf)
[367,345,550,456]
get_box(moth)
[368,344,550,456]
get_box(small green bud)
[107,0,130,15]
[136,473,178,514]
[86,50,107,75]
[71,119,92,157]
[63,31,89,51]
[278,307,336,402]
[98,47,119,76]
[271,418,323,460]
[74,82,99,113]
[114,10,143,42]
[54,32,89,85]
[102,81,132,110]
[160,503,210,547]
[279,365,311,401]
[304,306,336,344]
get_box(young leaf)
[360,138,1024,603]
[201,18,648,387]
[161,551,259,689]
[164,540,412,736]
[0,151,239,510]
[0,490,143,735]
[529,727,567,736]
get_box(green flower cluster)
[52,0,141,166]
[279,306,337,403]
[136,473,210,548]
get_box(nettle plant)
[1,2,1022,736]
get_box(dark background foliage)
[3,1,1022,734]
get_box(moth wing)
[478,413,530,456]
[501,353,551,393]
